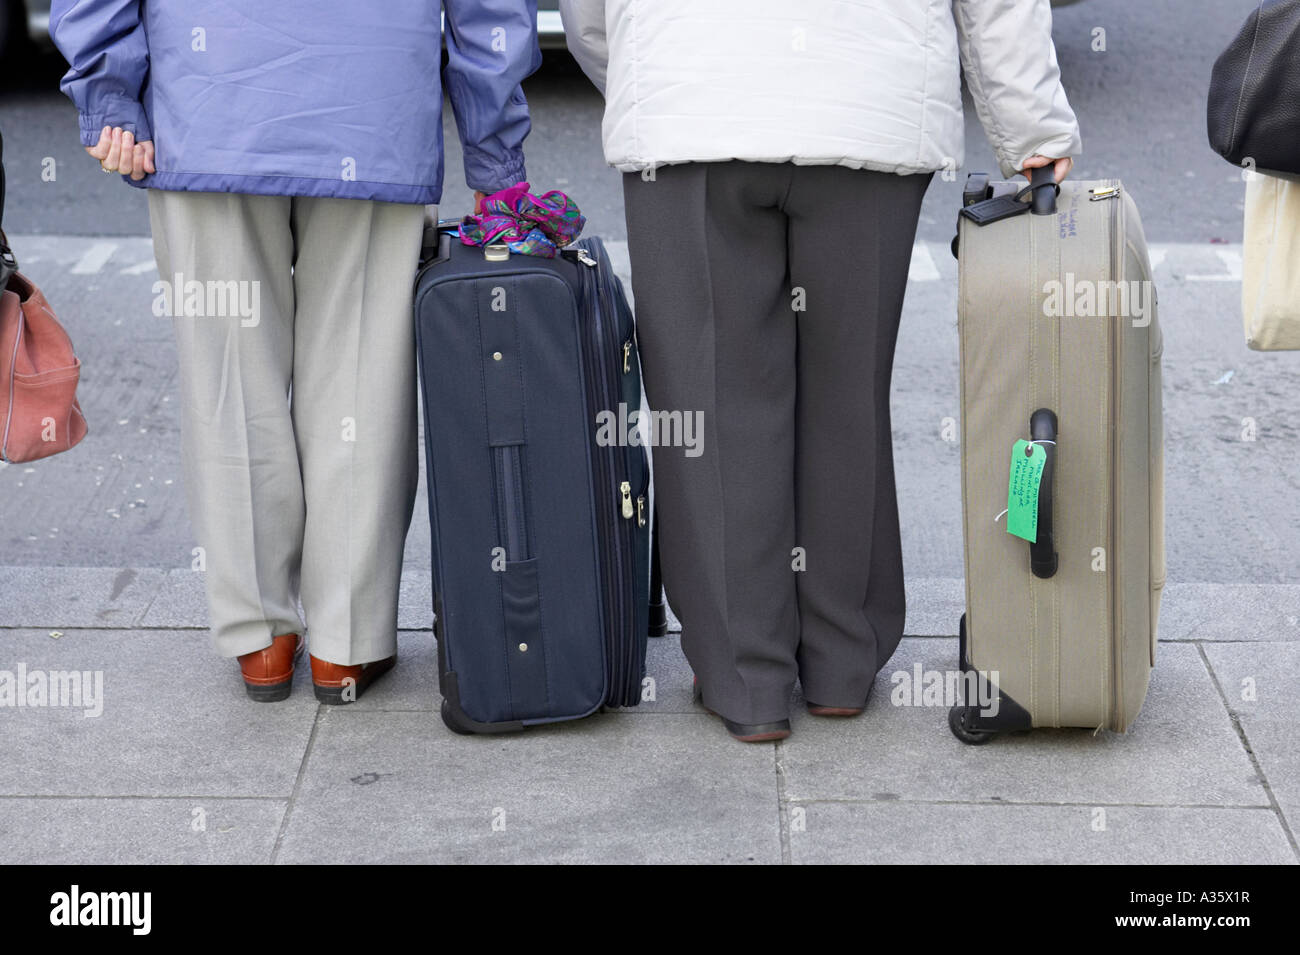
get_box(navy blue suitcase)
[414,223,665,733]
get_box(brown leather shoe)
[310,653,396,705]
[237,633,304,702]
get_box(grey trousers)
[623,162,931,724]
[149,190,426,665]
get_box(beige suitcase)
[949,169,1165,743]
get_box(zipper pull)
[619,481,634,519]
[575,248,597,268]
[636,495,646,528]
[1089,184,1122,202]
[622,341,631,374]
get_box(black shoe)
[693,677,792,743]
[721,717,792,742]
[806,702,865,717]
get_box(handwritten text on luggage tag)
[1006,441,1047,543]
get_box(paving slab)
[18,567,1300,647]
[0,797,285,864]
[0,628,316,797]
[135,567,209,630]
[1159,583,1300,642]
[1202,641,1300,848]
[788,803,1296,865]
[0,566,165,628]
[781,638,1265,808]
[275,710,781,864]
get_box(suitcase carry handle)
[1029,408,1058,579]
[1029,165,1059,216]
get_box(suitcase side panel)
[1113,192,1161,729]
[574,236,652,708]
[603,249,652,702]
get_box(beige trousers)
[149,190,426,665]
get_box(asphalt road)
[1,0,1297,600]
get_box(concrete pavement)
[0,566,1296,863]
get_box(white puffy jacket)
[558,0,1082,178]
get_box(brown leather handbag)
[0,132,87,463]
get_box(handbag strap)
[0,124,15,287]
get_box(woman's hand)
[85,126,155,182]
[1020,155,1073,184]
[474,190,488,214]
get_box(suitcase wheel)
[441,699,476,736]
[948,705,996,745]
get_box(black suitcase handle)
[1029,165,1059,216]
[1029,408,1058,579]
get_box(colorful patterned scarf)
[457,181,585,258]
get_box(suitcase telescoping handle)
[1029,408,1058,579]
[1029,165,1059,216]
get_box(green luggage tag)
[1006,440,1047,543]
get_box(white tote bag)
[1242,171,1300,351]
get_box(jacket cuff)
[464,153,528,195]
[1001,133,1082,180]
[79,99,153,146]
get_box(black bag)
[1207,0,1300,175]
[413,222,666,734]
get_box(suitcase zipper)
[576,256,619,701]
[574,240,639,706]
[593,242,640,705]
